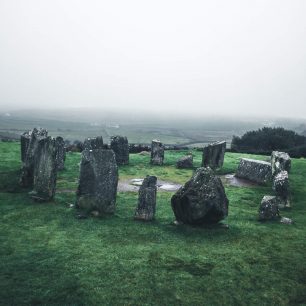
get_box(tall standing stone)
[83,136,104,151]
[55,136,66,170]
[76,149,118,214]
[20,128,48,187]
[202,141,226,170]
[29,136,57,201]
[171,167,229,225]
[134,176,157,221]
[151,140,164,165]
[271,151,291,176]
[110,135,129,165]
[273,170,290,208]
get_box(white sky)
[0,0,305,117]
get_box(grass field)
[0,142,306,305]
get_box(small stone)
[176,155,193,169]
[280,217,293,225]
[258,196,280,221]
[91,210,100,217]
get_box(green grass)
[0,142,306,305]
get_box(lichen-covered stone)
[110,135,129,165]
[171,167,229,225]
[29,136,57,201]
[134,176,157,221]
[202,141,226,170]
[151,140,164,165]
[76,149,118,214]
[55,136,66,170]
[235,158,272,184]
[83,136,104,151]
[271,151,291,176]
[258,196,281,221]
[273,170,290,208]
[20,128,48,187]
[176,154,193,169]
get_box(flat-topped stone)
[151,140,164,165]
[110,135,129,165]
[273,170,290,208]
[259,195,281,221]
[176,154,193,169]
[202,141,226,170]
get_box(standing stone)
[171,167,229,225]
[134,176,157,221]
[151,140,164,165]
[29,137,57,201]
[202,141,226,170]
[236,158,272,184]
[20,131,31,163]
[271,151,291,176]
[273,170,290,208]
[258,196,280,221]
[110,135,129,165]
[176,154,193,169]
[55,136,66,170]
[20,128,48,187]
[76,149,118,214]
[83,136,104,151]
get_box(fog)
[0,0,305,118]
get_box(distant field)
[1,142,306,305]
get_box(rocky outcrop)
[151,140,164,165]
[271,151,291,176]
[55,136,66,170]
[171,167,229,225]
[110,136,129,165]
[134,176,157,221]
[236,158,272,184]
[202,141,226,170]
[258,196,281,221]
[176,154,193,169]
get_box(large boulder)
[273,170,290,208]
[110,135,129,165]
[29,136,57,201]
[83,136,104,151]
[258,196,281,221]
[134,176,157,221]
[151,140,164,165]
[271,151,291,176]
[235,158,272,184]
[171,167,229,225]
[20,128,48,187]
[176,154,193,169]
[76,149,118,214]
[55,136,66,170]
[202,141,226,170]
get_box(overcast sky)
[0,0,305,117]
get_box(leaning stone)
[258,196,280,221]
[110,135,129,165]
[235,158,272,184]
[202,141,226,170]
[176,154,193,169]
[151,140,164,165]
[29,136,57,202]
[55,136,66,170]
[271,151,291,176]
[83,136,104,151]
[20,128,48,187]
[171,167,229,225]
[76,149,118,214]
[134,176,157,221]
[273,170,290,207]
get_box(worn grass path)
[0,142,306,305]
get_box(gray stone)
[29,136,57,202]
[110,135,129,165]
[271,151,291,176]
[134,176,157,221]
[176,154,193,169]
[280,217,293,225]
[151,140,164,165]
[235,158,272,184]
[83,136,104,151]
[273,170,290,208]
[55,136,66,170]
[258,195,280,221]
[76,149,118,214]
[171,167,229,225]
[202,141,226,170]
[20,128,48,187]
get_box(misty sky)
[0,0,305,117]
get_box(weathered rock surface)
[176,154,193,169]
[273,170,290,208]
[202,141,226,170]
[76,149,118,214]
[271,151,291,175]
[171,167,229,225]
[83,136,104,151]
[29,136,57,201]
[258,196,280,221]
[20,128,48,187]
[55,136,66,170]
[134,176,157,221]
[235,158,272,184]
[151,140,164,165]
[110,135,129,165]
